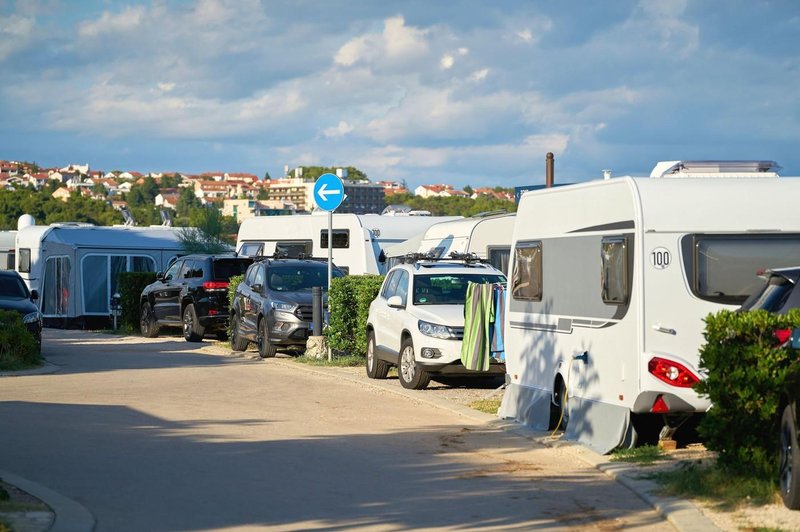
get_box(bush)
[227,274,244,338]
[0,309,40,370]
[118,272,157,332]
[326,275,384,356]
[696,308,800,477]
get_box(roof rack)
[401,251,488,265]
[252,250,331,262]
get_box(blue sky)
[0,0,798,190]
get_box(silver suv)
[366,257,506,389]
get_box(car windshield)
[413,273,506,305]
[213,259,252,280]
[267,265,344,292]
[0,276,28,299]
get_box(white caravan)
[499,161,800,453]
[416,212,516,273]
[0,230,16,270]
[235,213,460,275]
[15,215,188,326]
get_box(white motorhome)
[0,230,16,270]
[235,213,461,275]
[499,161,800,453]
[15,215,188,325]
[416,212,516,273]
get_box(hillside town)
[0,159,515,222]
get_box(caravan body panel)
[501,176,800,453]
[417,214,516,272]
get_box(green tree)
[463,185,474,195]
[176,187,201,218]
[159,173,182,189]
[179,207,236,254]
[128,176,159,207]
[257,187,269,200]
[92,183,107,197]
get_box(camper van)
[0,231,16,270]
[235,213,460,275]
[15,215,189,326]
[499,161,800,453]
[415,213,515,273]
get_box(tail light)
[203,281,229,291]
[648,356,699,388]
[774,328,793,346]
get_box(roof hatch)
[650,160,781,178]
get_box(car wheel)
[257,318,277,358]
[230,313,249,352]
[365,330,389,379]
[398,337,430,390]
[183,304,205,342]
[780,403,800,509]
[140,302,159,338]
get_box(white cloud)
[440,54,454,69]
[458,47,469,56]
[323,121,355,138]
[78,5,146,37]
[469,69,489,83]
[157,82,176,93]
[515,29,533,43]
[334,15,428,67]
[0,14,35,61]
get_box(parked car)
[230,257,345,357]
[741,267,800,509]
[366,256,506,390]
[140,253,252,342]
[0,270,42,352]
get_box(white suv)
[366,257,507,389]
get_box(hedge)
[0,309,40,370]
[326,275,384,356]
[696,308,800,477]
[118,272,157,332]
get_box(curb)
[267,356,721,532]
[0,361,60,378]
[0,469,95,532]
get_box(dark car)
[0,270,42,352]
[140,254,252,342]
[741,267,800,509]
[230,258,344,357]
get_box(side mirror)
[251,283,263,294]
[387,295,404,308]
[30,289,38,301]
[156,271,165,281]
[791,328,800,350]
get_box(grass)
[469,398,502,414]
[653,462,779,509]
[610,445,665,465]
[294,354,365,367]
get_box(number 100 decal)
[650,248,671,269]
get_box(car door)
[240,264,265,337]
[153,260,183,322]
[372,270,400,355]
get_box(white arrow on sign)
[317,183,343,201]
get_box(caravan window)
[238,242,264,257]
[511,241,542,301]
[82,254,158,314]
[488,247,510,274]
[688,234,800,304]
[42,256,70,316]
[18,249,31,273]
[275,241,312,258]
[320,230,349,249]
[601,237,628,305]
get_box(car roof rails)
[401,251,490,266]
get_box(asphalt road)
[0,330,676,531]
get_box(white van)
[499,161,800,453]
[235,213,460,275]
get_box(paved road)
[0,330,675,531]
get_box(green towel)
[460,282,493,371]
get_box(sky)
[0,0,798,190]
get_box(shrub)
[227,274,244,338]
[326,275,384,356]
[0,309,40,370]
[696,308,800,477]
[118,272,157,332]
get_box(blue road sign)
[314,173,345,211]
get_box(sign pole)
[327,211,333,361]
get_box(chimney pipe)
[545,152,554,188]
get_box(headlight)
[23,311,41,325]
[418,320,458,339]
[271,301,295,312]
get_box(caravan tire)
[230,314,249,352]
[366,331,389,379]
[183,304,205,342]
[398,338,430,390]
[140,302,159,338]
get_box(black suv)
[230,258,344,357]
[140,254,252,342]
[740,267,800,509]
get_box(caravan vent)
[650,160,781,178]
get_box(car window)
[382,271,401,299]
[413,273,506,305]
[213,259,251,280]
[267,264,341,292]
[164,260,182,281]
[253,265,265,288]
[179,260,194,279]
[395,270,409,306]
[245,264,259,285]
[0,275,27,299]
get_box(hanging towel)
[461,282,493,371]
[490,284,506,362]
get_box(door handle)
[652,324,676,335]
